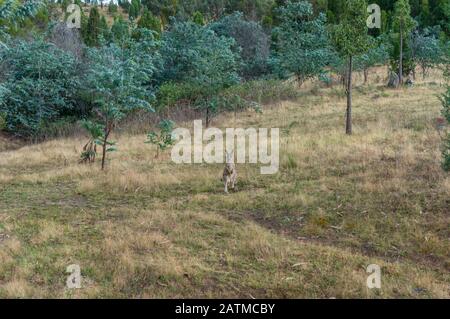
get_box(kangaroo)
[222,151,237,194]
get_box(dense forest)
[0,0,449,167]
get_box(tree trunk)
[346,56,353,135]
[399,22,404,86]
[341,69,347,89]
[205,108,210,128]
[101,127,111,171]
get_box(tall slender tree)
[85,6,101,46]
[332,0,371,135]
[393,0,415,85]
[137,8,162,37]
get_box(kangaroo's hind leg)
[224,177,229,193]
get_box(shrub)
[0,38,80,137]
[221,79,299,105]
[410,28,443,80]
[209,12,270,79]
[145,119,176,158]
[108,2,118,14]
[156,81,205,110]
[83,29,160,169]
[160,21,240,126]
[271,1,336,86]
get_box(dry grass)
[0,67,449,298]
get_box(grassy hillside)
[0,68,448,298]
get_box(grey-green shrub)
[271,1,336,85]
[0,38,80,137]
[209,11,270,79]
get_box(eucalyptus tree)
[209,11,270,79]
[0,0,43,47]
[410,29,443,80]
[137,7,161,38]
[332,0,371,135]
[354,38,390,84]
[84,6,101,46]
[393,0,416,85]
[160,21,240,127]
[84,29,160,169]
[0,38,80,137]
[271,1,334,86]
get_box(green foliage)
[0,37,80,137]
[142,0,275,21]
[99,15,111,42]
[411,28,444,79]
[272,1,335,84]
[108,2,118,14]
[84,29,159,168]
[84,6,101,46]
[393,0,416,35]
[128,0,141,21]
[79,119,104,164]
[137,8,161,38]
[0,0,43,23]
[0,0,43,46]
[332,0,371,58]
[118,0,130,12]
[354,37,390,72]
[388,30,416,77]
[221,78,298,105]
[210,11,270,79]
[145,119,175,158]
[160,20,240,125]
[331,0,370,135]
[156,81,205,110]
[192,11,205,25]
[111,16,129,45]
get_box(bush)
[209,12,270,79]
[221,79,299,105]
[160,20,240,126]
[271,1,335,85]
[0,38,81,137]
[156,81,206,110]
[108,3,118,14]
